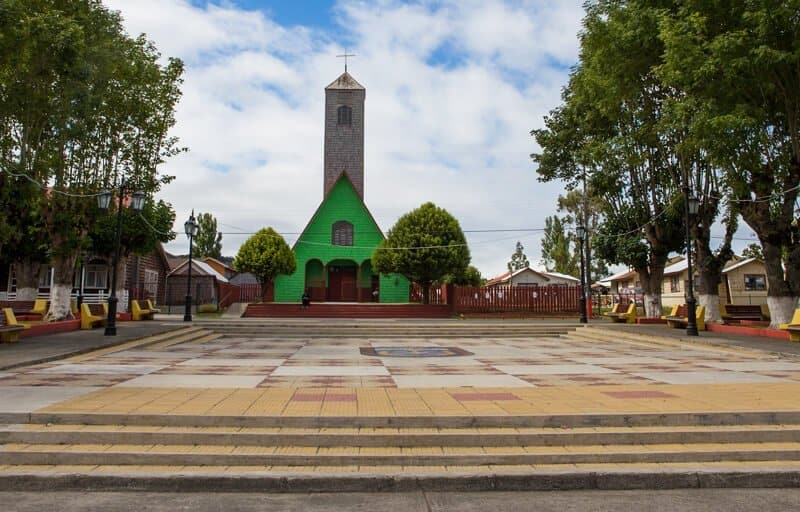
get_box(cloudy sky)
[105,0,754,279]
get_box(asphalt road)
[3,490,799,511]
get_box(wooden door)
[328,267,357,302]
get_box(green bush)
[197,303,218,314]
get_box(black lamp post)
[577,223,588,324]
[184,210,198,322]
[684,187,700,336]
[97,182,145,336]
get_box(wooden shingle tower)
[324,71,365,199]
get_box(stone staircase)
[1,411,799,490]
[195,319,581,338]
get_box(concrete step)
[3,424,798,447]
[2,442,799,467]
[6,411,800,429]
[1,463,800,492]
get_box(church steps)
[13,410,800,429]
[2,442,800,467]
[3,424,799,448]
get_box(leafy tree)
[194,212,223,259]
[659,0,800,325]
[507,241,530,274]
[0,0,184,319]
[372,202,470,304]
[439,265,484,287]
[540,216,578,277]
[233,228,296,298]
[88,199,176,298]
[741,243,764,261]
[556,190,609,284]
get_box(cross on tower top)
[336,50,356,72]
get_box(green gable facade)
[273,175,409,303]
[272,71,410,303]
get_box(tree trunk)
[697,266,725,324]
[14,260,44,300]
[762,240,797,327]
[422,283,431,305]
[698,293,721,323]
[45,254,77,321]
[115,255,128,312]
[638,257,667,318]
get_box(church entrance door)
[327,265,357,302]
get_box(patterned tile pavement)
[1,334,800,392]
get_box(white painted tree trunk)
[115,255,128,312]
[768,296,798,328]
[644,293,661,318]
[15,287,38,301]
[44,255,77,321]
[698,294,721,324]
[45,283,73,321]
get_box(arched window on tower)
[337,105,352,126]
[332,221,354,246]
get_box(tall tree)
[507,241,530,274]
[556,190,609,282]
[659,0,800,326]
[741,243,764,261]
[88,199,176,300]
[0,0,184,319]
[372,202,470,304]
[194,212,222,259]
[233,228,296,299]
[540,216,578,277]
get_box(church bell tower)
[324,71,365,199]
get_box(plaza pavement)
[0,318,799,490]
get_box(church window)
[332,221,354,246]
[337,105,352,126]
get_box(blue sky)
[105,0,758,277]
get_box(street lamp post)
[684,186,700,336]
[184,211,198,322]
[97,182,145,336]
[577,223,588,324]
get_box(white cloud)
[105,0,589,279]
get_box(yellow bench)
[1,308,27,343]
[602,304,621,317]
[146,299,161,315]
[778,309,800,342]
[80,303,107,330]
[665,305,706,331]
[131,299,154,321]
[31,299,48,317]
[606,303,636,324]
[661,304,681,320]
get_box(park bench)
[0,300,35,316]
[778,309,800,342]
[661,304,684,320]
[606,303,636,324]
[602,303,621,318]
[0,308,26,343]
[665,304,706,331]
[131,299,154,321]
[80,303,107,330]
[146,299,161,315]
[720,304,769,324]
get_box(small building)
[485,268,579,287]
[202,257,237,280]
[606,268,639,296]
[165,259,231,306]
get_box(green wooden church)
[272,71,410,303]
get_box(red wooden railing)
[452,285,580,314]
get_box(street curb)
[0,469,798,492]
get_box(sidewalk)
[0,322,186,371]
[594,321,800,357]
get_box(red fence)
[452,285,581,314]
[238,283,263,303]
[409,284,446,305]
